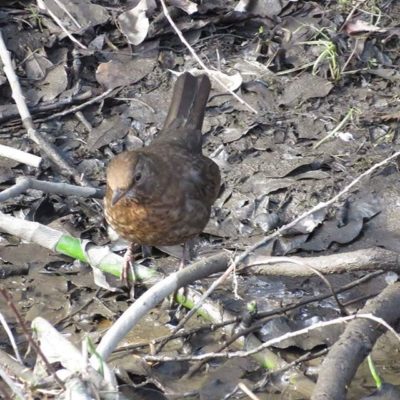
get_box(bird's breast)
[104,192,210,246]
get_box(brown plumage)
[104,73,221,257]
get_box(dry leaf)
[184,69,243,92]
[117,0,150,46]
[169,0,198,14]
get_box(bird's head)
[106,151,160,205]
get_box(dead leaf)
[117,0,150,46]
[368,68,400,82]
[86,114,132,151]
[344,19,384,35]
[38,64,68,102]
[25,50,53,81]
[235,0,286,18]
[96,57,156,89]
[169,0,198,14]
[185,69,243,92]
[279,73,333,105]
[37,0,109,33]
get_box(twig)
[0,144,42,168]
[114,97,155,113]
[0,211,159,284]
[0,312,23,364]
[272,258,348,314]
[237,382,261,400]
[93,252,315,392]
[339,0,367,32]
[0,89,93,124]
[255,348,329,391]
[314,108,357,149]
[32,317,117,391]
[341,38,359,75]
[0,177,104,202]
[0,30,90,186]
[37,0,87,49]
[52,0,81,29]
[0,348,36,386]
[244,248,399,276]
[143,313,400,362]
[313,282,400,400]
[0,365,25,399]
[75,111,93,132]
[41,88,114,121]
[159,0,257,114]
[0,288,65,389]
[275,61,315,76]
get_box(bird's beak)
[111,189,126,206]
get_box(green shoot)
[367,355,382,390]
[314,108,359,149]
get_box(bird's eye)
[134,172,142,182]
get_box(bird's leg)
[172,239,195,309]
[179,239,194,270]
[141,245,152,259]
[121,243,136,287]
[179,244,188,270]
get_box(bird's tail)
[158,72,211,152]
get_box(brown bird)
[104,72,221,278]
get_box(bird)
[104,72,221,281]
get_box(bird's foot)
[121,244,138,297]
[179,239,194,270]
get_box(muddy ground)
[0,0,400,399]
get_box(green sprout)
[368,355,382,390]
[27,5,44,32]
[301,39,340,81]
[314,107,359,149]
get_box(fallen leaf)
[344,19,384,35]
[235,0,285,18]
[37,0,109,33]
[169,0,198,14]
[117,0,150,46]
[96,57,156,89]
[38,64,68,102]
[87,115,132,151]
[279,73,333,105]
[184,68,243,92]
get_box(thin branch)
[37,0,87,49]
[0,288,65,389]
[0,312,23,364]
[143,313,400,362]
[0,144,42,168]
[0,89,93,124]
[237,382,261,400]
[0,30,90,186]
[41,88,114,122]
[314,108,357,149]
[0,365,25,399]
[53,0,81,29]
[159,0,257,114]
[313,282,400,400]
[0,177,104,202]
[244,247,399,276]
